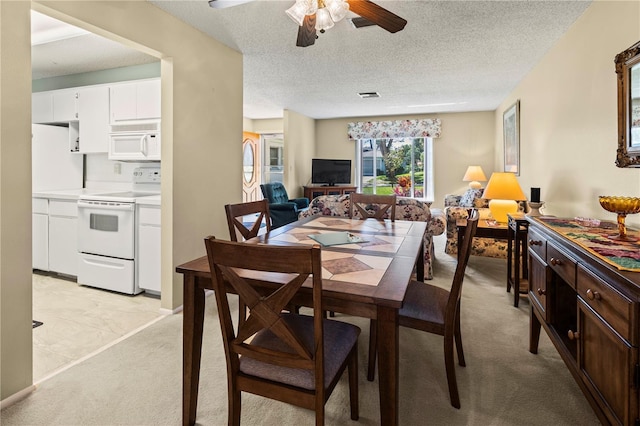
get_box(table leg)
[183,275,206,426]
[529,306,541,354]
[507,225,514,293]
[376,305,399,426]
[416,241,424,282]
[514,228,520,307]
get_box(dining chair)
[367,208,479,409]
[225,199,273,327]
[349,193,396,221]
[204,237,360,426]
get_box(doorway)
[263,133,284,185]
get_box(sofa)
[444,188,526,259]
[298,194,446,280]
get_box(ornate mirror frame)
[615,40,640,168]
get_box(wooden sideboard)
[303,185,357,200]
[527,217,640,425]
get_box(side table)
[507,213,529,307]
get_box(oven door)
[77,200,135,259]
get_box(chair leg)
[348,346,359,420]
[367,320,377,381]
[443,330,461,409]
[454,305,465,367]
[229,386,241,426]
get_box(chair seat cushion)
[239,314,360,391]
[399,280,449,325]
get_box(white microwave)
[109,122,161,161]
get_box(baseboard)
[1,384,36,409]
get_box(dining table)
[176,215,427,425]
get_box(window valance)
[347,119,441,140]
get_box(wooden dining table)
[176,215,427,425]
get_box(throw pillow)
[459,188,484,207]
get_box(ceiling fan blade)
[346,0,407,33]
[296,14,317,47]
[207,0,256,9]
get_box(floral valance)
[347,119,441,140]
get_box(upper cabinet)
[52,89,78,122]
[32,92,54,124]
[77,86,110,153]
[110,79,161,124]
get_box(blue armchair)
[260,182,309,228]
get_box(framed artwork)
[503,100,520,175]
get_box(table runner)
[539,217,640,272]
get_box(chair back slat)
[204,237,323,373]
[350,193,397,221]
[225,200,271,242]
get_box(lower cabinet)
[137,205,161,293]
[32,198,49,271]
[48,199,78,276]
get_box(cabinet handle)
[550,257,563,266]
[529,239,542,246]
[537,288,546,296]
[586,288,601,301]
[567,330,580,340]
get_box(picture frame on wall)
[503,100,520,175]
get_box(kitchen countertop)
[33,189,161,205]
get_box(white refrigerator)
[32,124,83,191]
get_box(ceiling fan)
[208,0,407,47]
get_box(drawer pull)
[529,239,542,246]
[567,330,580,340]
[537,288,546,296]
[550,257,563,266]
[586,289,601,301]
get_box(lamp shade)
[482,172,527,222]
[462,166,487,189]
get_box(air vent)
[350,17,376,29]
[358,92,380,99]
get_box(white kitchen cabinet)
[48,199,78,276]
[52,89,78,122]
[32,198,49,271]
[137,205,161,293]
[32,92,54,124]
[77,86,110,153]
[110,79,160,123]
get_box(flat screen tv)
[311,159,351,186]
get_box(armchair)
[260,182,309,228]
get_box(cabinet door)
[578,300,638,425]
[77,86,110,153]
[49,216,77,276]
[110,82,137,123]
[52,90,78,122]
[138,224,161,292]
[32,213,49,271]
[32,92,54,123]
[136,79,161,120]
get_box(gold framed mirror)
[615,40,640,168]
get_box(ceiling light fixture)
[358,92,380,98]
[286,0,350,33]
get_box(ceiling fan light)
[285,1,308,26]
[326,0,349,22]
[315,7,335,31]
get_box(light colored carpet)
[1,236,601,425]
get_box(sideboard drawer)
[577,265,636,344]
[547,244,577,288]
[527,227,546,261]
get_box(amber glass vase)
[598,196,640,241]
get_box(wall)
[315,111,496,207]
[0,0,242,401]
[495,0,640,227]
[283,110,315,198]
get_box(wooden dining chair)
[225,199,272,326]
[204,237,360,426]
[349,193,396,221]
[367,209,479,409]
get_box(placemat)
[539,217,640,272]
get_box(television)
[311,159,352,186]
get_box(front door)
[242,132,261,202]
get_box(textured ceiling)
[32,1,592,120]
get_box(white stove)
[77,167,160,294]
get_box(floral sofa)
[444,188,526,259]
[298,194,446,280]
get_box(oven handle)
[78,200,135,211]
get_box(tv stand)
[304,185,356,200]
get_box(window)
[356,137,433,201]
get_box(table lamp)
[481,172,527,223]
[462,166,487,189]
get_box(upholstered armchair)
[260,182,309,229]
[444,188,509,258]
[299,194,446,280]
